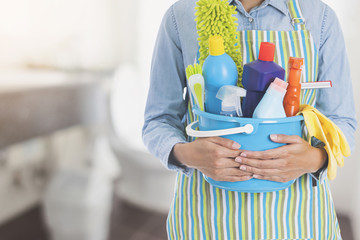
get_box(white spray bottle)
[216,85,247,117]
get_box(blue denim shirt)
[142,0,357,175]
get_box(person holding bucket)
[142,0,357,239]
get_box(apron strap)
[287,0,306,31]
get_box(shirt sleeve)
[142,5,193,175]
[315,5,357,153]
[309,137,327,184]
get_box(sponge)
[195,0,243,86]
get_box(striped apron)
[167,0,341,239]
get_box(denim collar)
[227,0,288,16]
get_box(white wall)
[0,0,122,70]
[114,0,177,151]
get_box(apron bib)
[167,0,341,239]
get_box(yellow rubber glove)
[297,105,351,180]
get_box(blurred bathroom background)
[0,0,358,240]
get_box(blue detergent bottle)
[253,78,288,118]
[241,42,285,117]
[203,35,238,114]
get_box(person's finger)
[202,168,253,182]
[253,174,290,183]
[270,134,303,144]
[209,145,242,159]
[213,158,241,168]
[207,146,242,159]
[222,175,253,182]
[238,165,282,176]
[239,147,285,160]
[206,167,253,177]
[225,167,253,176]
[235,157,286,169]
[207,137,241,150]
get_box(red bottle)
[283,57,304,117]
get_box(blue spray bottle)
[202,35,238,114]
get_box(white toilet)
[108,64,177,213]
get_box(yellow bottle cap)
[209,35,225,56]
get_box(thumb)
[207,137,241,150]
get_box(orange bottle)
[283,57,304,117]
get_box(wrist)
[172,142,189,167]
[309,147,328,173]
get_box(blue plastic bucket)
[186,107,304,193]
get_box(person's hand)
[235,134,327,183]
[173,137,253,182]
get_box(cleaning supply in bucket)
[301,80,332,89]
[203,35,238,114]
[216,85,246,117]
[186,64,205,111]
[253,78,288,118]
[241,42,285,117]
[283,57,304,117]
[195,0,243,85]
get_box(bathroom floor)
[0,196,168,240]
[0,196,354,240]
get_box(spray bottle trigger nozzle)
[216,85,246,117]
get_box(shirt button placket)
[248,14,256,29]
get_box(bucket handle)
[186,121,254,138]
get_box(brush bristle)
[186,63,203,80]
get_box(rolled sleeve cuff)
[309,137,328,184]
[310,167,327,184]
[159,137,194,176]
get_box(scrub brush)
[186,64,205,111]
[195,0,243,86]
